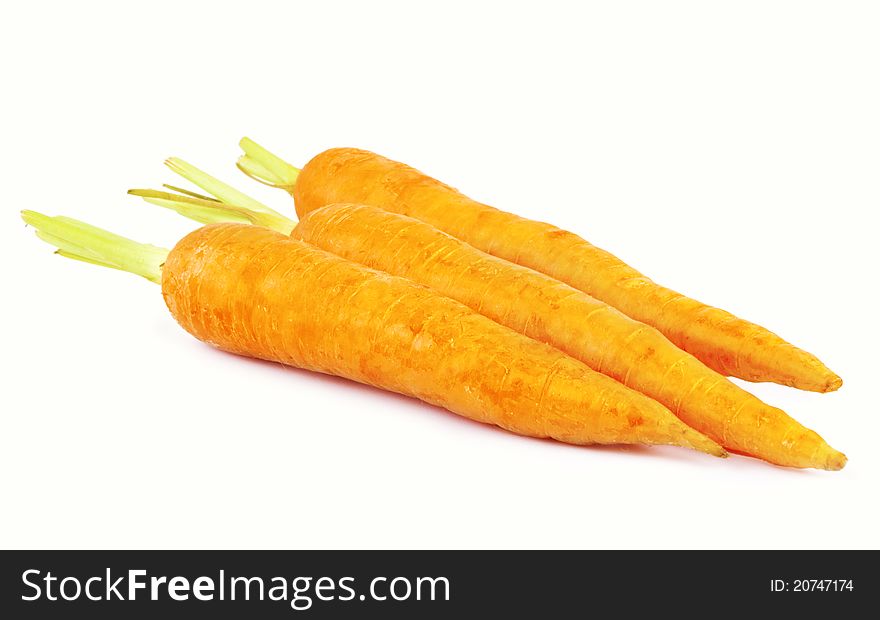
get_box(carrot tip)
[704,444,729,459]
[678,427,727,458]
[823,450,847,471]
[823,374,843,393]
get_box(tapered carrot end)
[799,361,843,393]
[647,416,727,457]
[761,353,843,393]
[821,373,843,394]
[818,447,847,471]
[785,432,847,470]
[676,426,729,458]
[727,331,842,393]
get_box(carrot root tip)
[824,374,843,393]
[824,451,847,471]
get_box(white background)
[2,1,878,550]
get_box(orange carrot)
[22,212,724,457]
[293,205,845,469]
[131,166,846,470]
[235,140,841,393]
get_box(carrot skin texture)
[161,224,722,455]
[291,204,844,470]
[290,148,841,394]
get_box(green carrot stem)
[237,137,301,188]
[164,157,287,219]
[162,183,220,202]
[22,211,167,284]
[127,189,296,235]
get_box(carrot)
[21,211,725,457]
[130,165,846,470]
[234,139,841,394]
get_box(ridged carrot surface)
[158,223,722,454]
[286,148,840,394]
[285,203,843,469]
